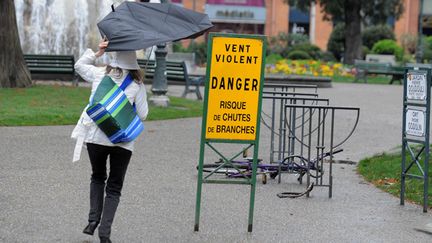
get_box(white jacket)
[71,49,148,162]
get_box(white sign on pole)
[406,109,426,137]
[407,73,427,101]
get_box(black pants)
[86,143,132,238]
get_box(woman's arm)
[74,40,108,82]
[135,84,149,121]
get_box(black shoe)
[99,236,112,243]
[82,221,99,235]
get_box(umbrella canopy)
[98,2,214,52]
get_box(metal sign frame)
[401,67,431,212]
[194,32,266,232]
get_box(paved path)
[1,83,431,242]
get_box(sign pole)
[194,134,206,232]
[400,75,407,205]
[423,69,430,212]
[247,144,258,232]
[401,65,431,212]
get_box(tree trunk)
[0,0,32,88]
[343,0,362,65]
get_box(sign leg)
[248,181,256,233]
[194,142,206,231]
[423,146,429,212]
[400,142,406,205]
[247,145,259,233]
[194,173,203,231]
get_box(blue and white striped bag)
[86,74,144,143]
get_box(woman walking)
[71,40,148,243]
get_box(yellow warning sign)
[205,36,264,140]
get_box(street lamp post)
[149,0,169,107]
[150,42,170,107]
[416,0,425,63]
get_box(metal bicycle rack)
[280,97,330,164]
[264,83,318,93]
[238,83,360,197]
[283,104,360,198]
[262,83,319,163]
[262,94,331,163]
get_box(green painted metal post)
[247,143,258,232]
[400,71,407,205]
[194,36,212,231]
[194,139,206,231]
[423,69,430,212]
[247,44,265,231]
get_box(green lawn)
[0,85,203,126]
[358,149,432,208]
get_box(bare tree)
[0,0,32,88]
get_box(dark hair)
[105,66,144,84]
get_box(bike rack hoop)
[264,83,318,89]
[262,91,319,97]
[284,104,361,149]
[264,83,318,94]
[284,104,360,111]
[262,96,329,103]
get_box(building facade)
[395,0,432,38]
[173,0,428,51]
[174,0,333,50]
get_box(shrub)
[173,42,187,52]
[267,32,310,57]
[267,32,289,56]
[421,36,432,63]
[173,41,207,65]
[425,36,432,49]
[266,54,283,64]
[187,41,207,65]
[362,46,371,59]
[422,48,432,62]
[402,53,415,64]
[362,25,395,49]
[400,33,418,54]
[320,51,336,62]
[371,39,403,61]
[327,23,345,61]
[287,33,309,46]
[287,50,312,60]
[286,43,321,59]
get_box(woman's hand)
[95,39,109,58]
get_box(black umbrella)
[97,2,214,52]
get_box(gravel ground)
[0,83,431,242]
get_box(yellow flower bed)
[266,59,353,77]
